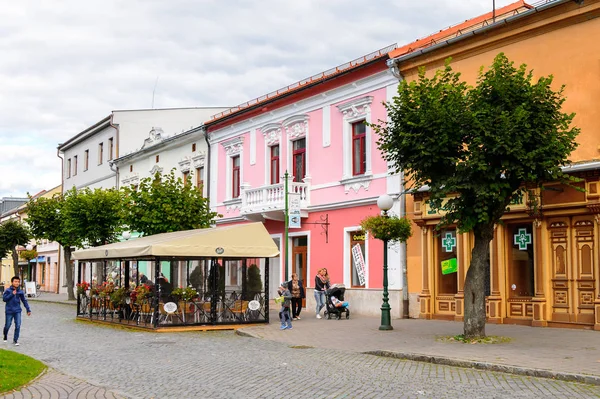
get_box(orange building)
[388,0,600,329]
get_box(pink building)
[205,45,409,317]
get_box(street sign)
[288,192,301,229]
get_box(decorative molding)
[178,156,192,172]
[282,115,309,139]
[261,123,282,146]
[140,127,164,149]
[121,173,139,187]
[223,198,242,213]
[221,137,244,156]
[337,96,373,120]
[340,174,373,194]
[192,152,206,168]
[149,164,163,175]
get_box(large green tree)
[372,54,579,338]
[0,220,31,277]
[27,188,125,300]
[122,170,218,236]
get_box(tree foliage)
[122,170,219,236]
[0,220,31,276]
[26,188,125,300]
[372,54,579,338]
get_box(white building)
[56,107,227,294]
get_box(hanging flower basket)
[360,214,412,242]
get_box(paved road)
[2,302,600,399]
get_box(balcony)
[241,181,310,221]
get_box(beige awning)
[72,222,279,260]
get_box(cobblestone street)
[2,302,600,398]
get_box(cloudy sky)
[0,0,516,199]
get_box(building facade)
[388,0,600,329]
[205,45,411,317]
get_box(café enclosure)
[71,223,279,329]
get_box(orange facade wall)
[400,1,600,164]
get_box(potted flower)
[76,281,90,296]
[110,286,128,308]
[182,287,198,302]
[131,284,152,306]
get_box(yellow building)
[388,0,600,329]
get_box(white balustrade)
[241,182,310,214]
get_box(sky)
[0,0,518,199]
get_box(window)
[108,137,114,161]
[437,229,458,295]
[507,224,535,297]
[67,158,71,178]
[349,231,366,288]
[232,156,240,198]
[129,165,133,172]
[192,143,196,152]
[73,155,78,176]
[352,121,366,176]
[84,150,89,171]
[292,139,306,183]
[98,142,103,165]
[270,145,280,184]
[156,155,160,163]
[196,167,204,190]
[182,171,189,186]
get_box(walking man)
[3,276,31,346]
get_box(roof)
[58,115,112,152]
[206,44,397,125]
[388,1,532,60]
[71,222,280,260]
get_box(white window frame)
[337,96,374,191]
[261,123,282,186]
[222,137,244,202]
[343,225,369,288]
[283,115,309,182]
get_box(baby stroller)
[324,284,350,320]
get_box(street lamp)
[377,194,394,331]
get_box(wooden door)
[549,218,596,324]
[292,236,308,308]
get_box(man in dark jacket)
[3,276,31,346]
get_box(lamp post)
[377,194,394,331]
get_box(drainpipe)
[56,148,64,293]
[399,170,409,319]
[203,127,211,204]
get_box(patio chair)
[230,300,249,322]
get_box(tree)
[372,53,579,338]
[122,170,219,236]
[0,220,31,277]
[27,188,125,300]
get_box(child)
[330,295,349,309]
[278,282,293,330]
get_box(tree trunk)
[463,225,494,339]
[64,246,75,301]
[12,246,19,278]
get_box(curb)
[27,299,76,307]
[364,350,600,386]
[236,328,600,386]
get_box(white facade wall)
[113,108,226,158]
[61,123,118,192]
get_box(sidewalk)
[238,310,600,385]
[31,293,600,384]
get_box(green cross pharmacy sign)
[442,232,456,252]
[514,228,532,250]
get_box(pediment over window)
[261,123,282,146]
[178,156,192,172]
[149,164,163,175]
[282,115,309,139]
[337,96,373,120]
[192,152,206,168]
[141,127,164,149]
[222,137,244,156]
[121,172,139,187]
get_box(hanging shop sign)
[441,258,457,275]
[288,192,301,229]
[513,228,532,251]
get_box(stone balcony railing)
[241,181,310,216]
